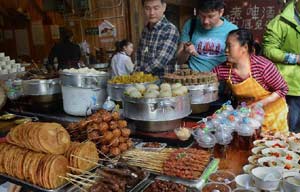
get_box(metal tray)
[0,173,70,192]
[135,142,167,151]
[140,179,198,192]
[154,158,219,189]
[65,167,150,192]
[0,166,99,192]
[128,171,150,192]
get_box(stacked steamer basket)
[0,52,24,75]
[122,82,191,132]
[60,68,110,116]
[164,65,219,114]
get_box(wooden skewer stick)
[67,166,96,176]
[97,149,112,159]
[68,179,89,192]
[67,173,96,183]
[71,154,101,166]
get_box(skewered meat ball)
[110,147,121,156]
[88,131,100,141]
[87,114,102,123]
[99,122,109,132]
[117,120,127,128]
[119,136,127,143]
[109,121,118,130]
[111,111,120,121]
[112,129,121,138]
[103,131,114,142]
[110,138,120,147]
[121,128,131,137]
[102,111,112,122]
[100,145,110,154]
[127,139,133,148]
[119,143,128,152]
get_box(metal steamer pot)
[123,94,191,132]
[5,78,62,111]
[22,78,61,96]
[60,71,110,116]
[187,82,219,114]
[107,81,159,102]
[187,82,219,104]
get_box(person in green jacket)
[263,0,300,132]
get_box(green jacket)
[263,1,300,96]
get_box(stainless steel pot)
[134,119,182,132]
[187,82,219,104]
[123,94,191,121]
[91,63,109,69]
[22,78,61,96]
[60,71,110,89]
[107,81,159,102]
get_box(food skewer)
[71,154,101,166]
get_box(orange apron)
[227,66,289,134]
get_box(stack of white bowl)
[0,52,25,75]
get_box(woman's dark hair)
[228,29,254,54]
[197,0,225,12]
[115,39,132,53]
[142,0,166,5]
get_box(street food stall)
[0,0,297,191]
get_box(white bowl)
[261,148,286,158]
[251,167,282,191]
[283,173,300,192]
[288,138,300,152]
[258,156,284,168]
[253,139,266,147]
[248,155,262,165]
[284,150,300,162]
[243,164,256,174]
[251,146,265,155]
[265,140,288,149]
[235,174,254,188]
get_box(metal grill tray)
[143,157,218,189]
[0,166,99,192]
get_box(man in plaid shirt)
[135,0,179,77]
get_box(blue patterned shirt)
[136,16,179,77]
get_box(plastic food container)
[135,142,167,151]
[209,170,236,189]
[201,182,231,192]
[193,129,217,148]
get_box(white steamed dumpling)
[160,83,171,90]
[172,87,185,97]
[134,84,146,93]
[125,86,138,95]
[147,84,159,91]
[129,90,142,98]
[171,83,183,90]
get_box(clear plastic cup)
[202,182,231,192]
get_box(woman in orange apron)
[213,29,289,134]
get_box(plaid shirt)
[136,16,179,77]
